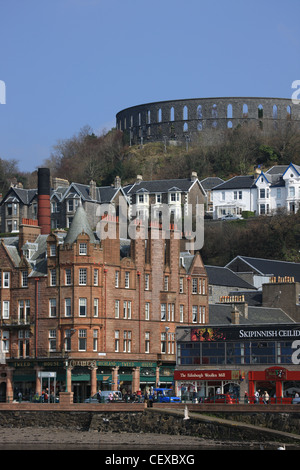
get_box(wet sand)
[0,427,291,451]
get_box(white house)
[212,163,300,219]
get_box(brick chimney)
[37,168,51,235]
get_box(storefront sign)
[174,370,239,381]
[190,324,300,342]
[265,367,287,381]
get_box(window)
[145,273,149,290]
[125,271,130,289]
[1,331,9,352]
[156,193,162,204]
[94,298,99,317]
[277,188,282,199]
[115,300,120,318]
[192,306,197,323]
[22,271,28,287]
[94,269,98,286]
[79,243,87,255]
[123,331,131,352]
[164,276,169,291]
[168,303,175,322]
[65,298,71,317]
[180,305,184,323]
[115,330,120,352]
[161,333,166,353]
[79,268,87,285]
[49,299,57,317]
[49,330,56,351]
[145,302,150,321]
[3,272,10,288]
[19,300,30,323]
[192,278,197,294]
[50,269,56,286]
[64,330,71,351]
[18,330,30,358]
[79,298,87,316]
[78,329,87,351]
[289,187,295,197]
[123,301,132,319]
[115,271,119,288]
[179,277,184,293]
[170,192,180,203]
[65,269,72,285]
[145,332,150,353]
[93,330,98,351]
[50,244,56,257]
[161,304,166,321]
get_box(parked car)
[221,214,242,221]
[292,396,300,404]
[149,388,181,403]
[204,393,239,404]
[84,390,122,403]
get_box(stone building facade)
[116,97,300,146]
[0,202,208,402]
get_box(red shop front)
[248,366,300,401]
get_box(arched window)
[183,106,188,120]
[287,105,291,120]
[170,107,175,121]
[197,122,203,131]
[258,104,263,119]
[158,108,162,122]
[227,104,233,119]
[212,104,218,118]
[243,104,248,117]
[147,110,151,124]
[227,121,233,129]
[183,122,188,132]
[273,105,278,119]
[197,105,202,119]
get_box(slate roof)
[205,265,256,289]
[64,204,97,245]
[127,178,203,195]
[226,256,300,282]
[1,187,37,205]
[208,303,295,326]
[211,175,256,191]
[200,177,224,190]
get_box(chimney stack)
[37,168,51,235]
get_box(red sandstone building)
[0,169,208,402]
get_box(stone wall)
[116,97,300,146]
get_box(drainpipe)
[187,276,191,325]
[104,268,107,351]
[137,271,141,353]
[34,278,39,358]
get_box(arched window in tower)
[273,105,278,119]
[243,104,248,117]
[183,106,188,120]
[258,104,263,119]
[158,108,162,123]
[197,121,203,131]
[170,107,175,121]
[287,105,291,120]
[197,105,202,119]
[147,110,151,124]
[227,121,233,129]
[227,104,233,119]
[183,122,188,132]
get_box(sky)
[0,0,300,173]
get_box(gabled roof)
[208,303,295,326]
[205,265,256,289]
[1,187,37,206]
[226,256,300,282]
[211,175,256,191]
[200,177,224,190]
[127,177,204,195]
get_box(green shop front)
[4,359,175,402]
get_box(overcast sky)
[0,0,300,172]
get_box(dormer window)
[79,243,87,255]
[50,245,56,257]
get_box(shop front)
[174,369,241,401]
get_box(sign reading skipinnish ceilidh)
[190,325,300,342]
